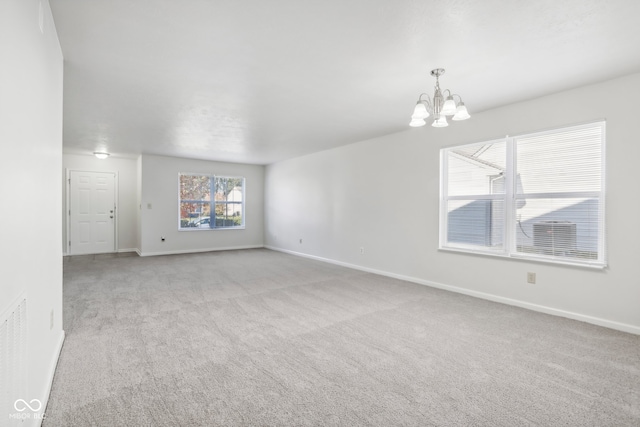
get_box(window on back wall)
[179,174,245,230]
[440,121,606,268]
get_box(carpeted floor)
[44,248,639,426]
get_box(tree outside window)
[179,174,245,229]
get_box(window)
[440,122,605,267]
[179,174,245,230]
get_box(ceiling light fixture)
[93,152,110,159]
[410,68,470,128]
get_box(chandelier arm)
[415,93,434,113]
[423,97,434,114]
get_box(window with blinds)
[440,121,606,267]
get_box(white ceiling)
[51,0,640,165]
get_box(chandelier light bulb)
[441,96,457,116]
[410,118,427,127]
[432,115,448,128]
[452,103,471,121]
[412,102,429,120]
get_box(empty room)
[2,0,640,426]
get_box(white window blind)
[443,139,507,253]
[440,121,606,267]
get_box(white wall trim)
[265,245,640,336]
[139,244,264,257]
[62,249,138,257]
[38,331,65,427]
[117,248,138,254]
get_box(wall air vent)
[1,296,27,425]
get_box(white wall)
[139,154,264,255]
[62,154,139,253]
[0,0,64,423]
[265,72,640,334]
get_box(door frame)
[65,169,119,255]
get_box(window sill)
[179,226,246,232]
[438,246,607,270]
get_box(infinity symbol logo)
[14,399,42,412]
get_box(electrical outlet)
[359,247,365,254]
[527,272,536,284]
[50,309,54,330]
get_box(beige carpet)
[44,248,640,426]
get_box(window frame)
[439,121,606,269]
[178,173,246,231]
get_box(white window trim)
[440,122,606,269]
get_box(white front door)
[69,171,116,255]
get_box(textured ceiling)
[51,0,640,164]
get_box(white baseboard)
[265,246,640,336]
[64,248,138,256]
[117,248,138,253]
[138,244,264,257]
[38,330,65,427]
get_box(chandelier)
[410,68,470,128]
